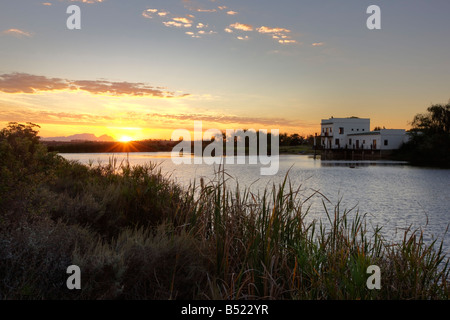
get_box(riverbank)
[1,129,449,299]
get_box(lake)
[60,152,450,255]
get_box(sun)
[118,136,133,143]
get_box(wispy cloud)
[195,8,217,13]
[278,39,297,44]
[142,9,158,19]
[0,107,307,129]
[228,22,253,32]
[163,21,192,28]
[69,0,105,3]
[0,73,189,98]
[143,7,220,37]
[2,29,32,38]
[173,17,193,24]
[256,26,297,45]
[312,42,325,47]
[142,4,298,45]
[257,26,291,34]
[0,107,115,127]
[146,113,306,128]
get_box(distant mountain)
[41,133,115,142]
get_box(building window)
[351,129,354,131]
[362,129,365,132]
[357,129,359,131]
[339,127,344,134]
[349,139,352,145]
[384,140,388,146]
[335,139,339,145]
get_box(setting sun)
[118,136,133,143]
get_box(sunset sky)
[1,0,449,141]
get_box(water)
[60,152,450,255]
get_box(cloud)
[141,5,298,45]
[163,21,192,28]
[2,29,32,38]
[0,107,116,127]
[42,2,52,6]
[0,73,189,98]
[228,22,253,32]
[163,16,194,28]
[0,107,306,129]
[198,30,216,35]
[173,17,193,24]
[278,39,297,44]
[257,26,291,34]
[146,113,304,128]
[69,0,104,3]
[195,9,217,13]
[312,42,325,47]
[142,9,159,19]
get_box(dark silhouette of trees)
[411,103,450,135]
[396,102,450,167]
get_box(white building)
[320,117,408,150]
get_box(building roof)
[321,117,370,125]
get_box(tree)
[411,103,450,134]
[289,133,304,146]
[0,122,59,210]
[0,122,42,159]
[396,102,450,167]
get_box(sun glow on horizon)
[118,136,134,142]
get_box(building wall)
[321,118,370,149]
[347,134,380,150]
[378,129,407,150]
[347,129,406,150]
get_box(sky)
[0,0,449,141]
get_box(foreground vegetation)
[1,122,449,300]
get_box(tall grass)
[182,166,449,299]
[1,152,449,299]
